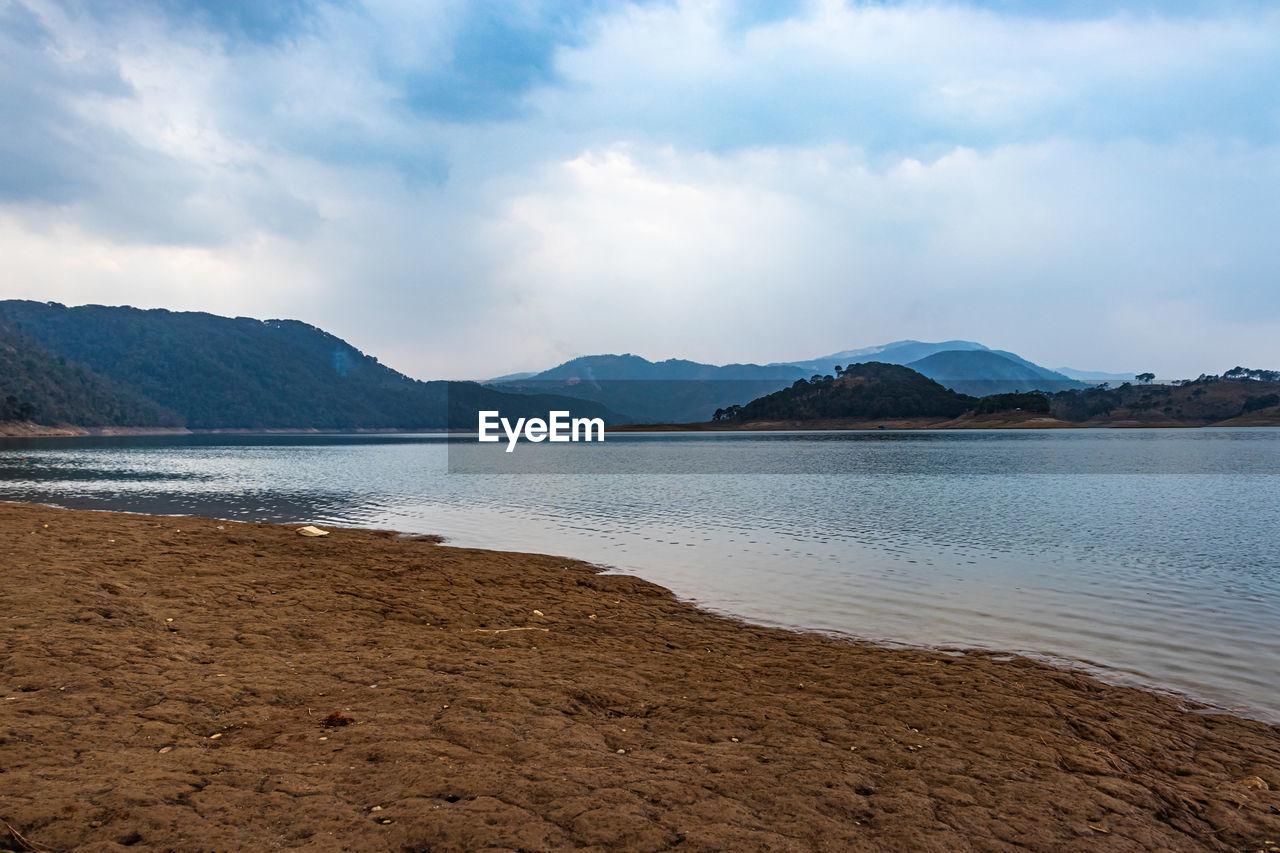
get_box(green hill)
[720,362,975,423]
[0,319,183,427]
[0,301,621,430]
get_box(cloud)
[536,1,1280,152]
[1,0,1278,378]
[475,138,1280,375]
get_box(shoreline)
[5,412,1279,439]
[610,414,1280,431]
[2,503,1278,850]
[5,498,1272,729]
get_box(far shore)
[4,410,1279,439]
[1,502,1277,851]
[0,424,451,439]
[609,412,1280,431]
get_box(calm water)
[2,429,1277,723]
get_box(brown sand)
[1,503,1277,852]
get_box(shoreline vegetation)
[2,503,1278,850]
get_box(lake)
[2,428,1277,723]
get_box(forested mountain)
[8,301,1267,431]
[719,363,975,423]
[0,319,182,427]
[0,301,620,430]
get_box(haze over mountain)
[531,355,807,383]
[1054,367,1137,382]
[778,340,990,375]
[491,355,809,425]
[0,301,620,430]
[904,350,1084,397]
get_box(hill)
[705,366,1280,429]
[0,319,183,428]
[491,354,809,424]
[719,363,975,423]
[1050,374,1280,426]
[906,350,1085,396]
[0,301,620,430]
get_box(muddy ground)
[1,502,1277,851]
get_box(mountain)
[490,354,809,424]
[491,343,1088,422]
[0,318,183,427]
[778,340,989,374]
[723,363,974,423]
[905,350,1086,396]
[786,341,1089,395]
[0,301,621,430]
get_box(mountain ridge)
[0,301,623,430]
[489,343,1093,422]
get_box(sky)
[2,0,1278,380]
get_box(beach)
[1,503,1278,851]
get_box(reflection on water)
[2,429,1278,723]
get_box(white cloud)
[477,138,1280,376]
[1,0,1278,379]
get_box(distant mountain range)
[0,301,620,430]
[489,341,1099,423]
[3,302,1185,432]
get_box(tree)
[1136,372,1155,384]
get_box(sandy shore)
[1,503,1277,851]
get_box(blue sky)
[2,0,1278,378]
